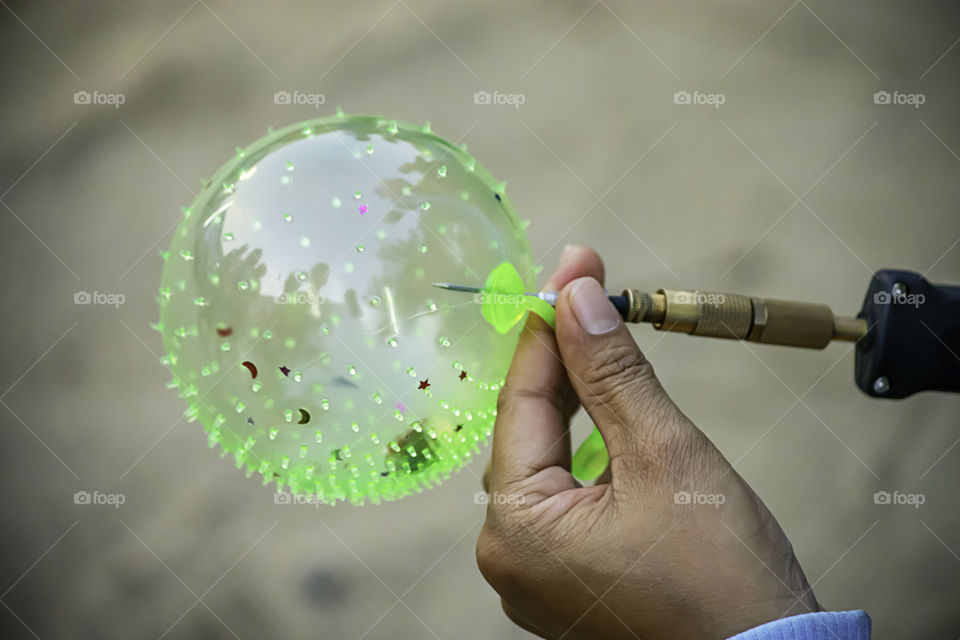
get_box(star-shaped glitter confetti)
[279,365,291,377]
[418,379,430,390]
[358,204,368,215]
[459,370,467,381]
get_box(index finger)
[487,245,605,490]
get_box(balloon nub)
[571,426,609,482]
[481,262,555,333]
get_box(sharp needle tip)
[430,282,481,294]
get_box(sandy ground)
[1,1,959,638]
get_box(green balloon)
[157,114,534,505]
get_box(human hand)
[476,245,820,639]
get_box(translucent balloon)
[157,114,534,505]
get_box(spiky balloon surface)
[157,114,534,505]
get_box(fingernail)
[545,245,581,289]
[570,278,620,335]
[558,244,581,267]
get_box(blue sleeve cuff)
[727,610,871,640]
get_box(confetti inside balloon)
[156,114,534,505]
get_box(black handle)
[855,269,960,398]
[609,294,630,318]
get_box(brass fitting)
[622,288,866,349]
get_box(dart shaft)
[533,290,629,317]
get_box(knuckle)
[477,513,535,595]
[582,341,657,406]
[501,600,532,632]
[500,599,520,624]
[498,381,568,418]
[476,527,513,589]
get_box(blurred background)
[1,1,959,638]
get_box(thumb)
[555,277,682,469]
